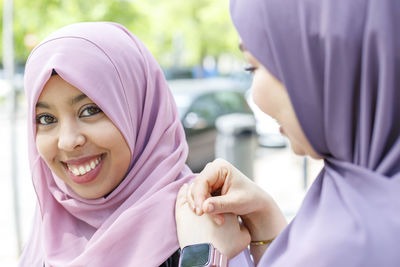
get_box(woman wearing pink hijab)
[20,22,252,267]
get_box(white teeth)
[67,155,102,176]
[72,168,80,176]
[79,166,86,175]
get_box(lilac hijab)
[20,22,195,267]
[231,0,400,266]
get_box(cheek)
[36,134,56,163]
[114,141,131,172]
[252,75,275,118]
[92,121,131,164]
[101,125,132,183]
[89,123,128,150]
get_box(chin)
[288,141,306,156]
[74,189,103,200]
[290,141,323,160]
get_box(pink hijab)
[20,22,195,266]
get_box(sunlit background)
[2,0,241,74]
[0,0,323,265]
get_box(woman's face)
[243,49,321,159]
[35,75,131,199]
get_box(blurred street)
[0,112,323,265]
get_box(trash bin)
[215,113,257,179]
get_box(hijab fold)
[231,0,400,266]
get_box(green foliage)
[2,0,240,68]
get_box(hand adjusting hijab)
[21,22,194,266]
[231,0,400,266]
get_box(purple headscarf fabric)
[231,0,400,266]
[21,22,194,267]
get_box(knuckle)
[193,175,202,183]
[204,161,214,170]
[214,158,232,171]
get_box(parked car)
[168,78,253,172]
[163,68,194,80]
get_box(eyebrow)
[71,94,88,105]
[35,102,50,109]
[36,93,88,108]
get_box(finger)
[202,195,237,215]
[220,167,233,196]
[192,159,231,212]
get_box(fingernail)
[207,203,214,213]
[214,217,222,225]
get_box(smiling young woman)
[35,75,131,199]
[19,22,252,267]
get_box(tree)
[2,0,241,70]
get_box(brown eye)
[37,114,57,125]
[80,105,102,117]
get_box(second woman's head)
[230,0,396,163]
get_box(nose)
[57,119,86,151]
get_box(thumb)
[202,195,238,215]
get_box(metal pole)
[3,0,22,254]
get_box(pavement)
[0,111,323,266]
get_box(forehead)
[37,75,86,105]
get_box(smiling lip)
[62,154,105,184]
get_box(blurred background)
[0,0,323,265]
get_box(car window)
[214,91,250,115]
[189,94,220,125]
